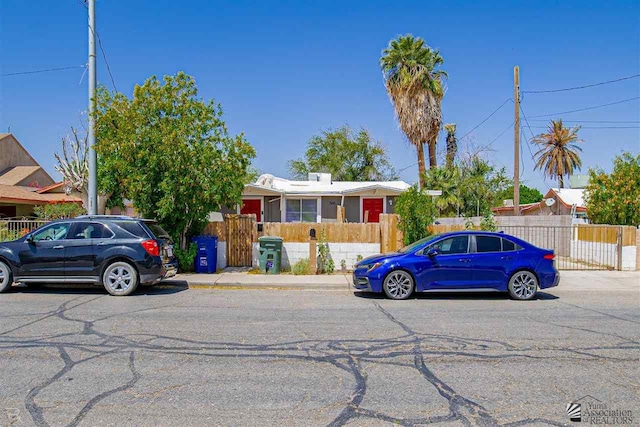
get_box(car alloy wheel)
[0,261,12,293]
[103,261,138,296]
[508,270,538,300]
[383,270,414,300]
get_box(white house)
[226,173,411,223]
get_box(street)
[1,273,638,426]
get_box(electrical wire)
[528,119,640,123]
[528,126,640,129]
[1,65,85,77]
[458,98,513,141]
[96,31,118,92]
[519,104,551,187]
[522,73,640,94]
[529,96,640,118]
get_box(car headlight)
[366,262,383,272]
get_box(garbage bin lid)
[258,236,283,242]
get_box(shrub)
[480,212,497,231]
[33,202,86,220]
[395,185,436,245]
[317,230,334,274]
[174,243,197,273]
[292,258,310,275]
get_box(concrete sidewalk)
[169,270,639,291]
[174,272,352,290]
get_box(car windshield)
[397,234,442,253]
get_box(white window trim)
[282,197,321,223]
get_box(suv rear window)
[115,221,149,238]
[145,222,171,239]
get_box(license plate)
[166,246,173,257]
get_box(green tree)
[33,202,86,220]
[395,185,436,245]
[421,166,461,216]
[584,152,640,226]
[380,34,447,187]
[94,72,256,249]
[497,184,544,205]
[288,126,397,181]
[458,155,511,217]
[532,119,583,188]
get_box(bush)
[292,258,310,275]
[395,185,436,245]
[33,202,86,220]
[174,243,197,273]
[479,213,497,231]
[317,230,334,274]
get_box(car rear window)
[145,222,171,239]
[115,221,149,238]
[476,236,502,253]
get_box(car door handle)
[458,258,471,263]
[53,245,64,250]
[501,256,513,260]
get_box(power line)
[529,125,640,129]
[459,98,513,141]
[1,65,85,77]
[519,104,551,187]
[528,119,640,123]
[522,73,640,94]
[96,31,118,92]
[529,96,640,118]
[487,121,514,146]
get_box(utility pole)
[87,0,98,215]
[513,66,520,216]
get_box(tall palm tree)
[444,123,457,168]
[532,119,583,188]
[380,35,447,188]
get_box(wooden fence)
[260,222,381,243]
[577,224,636,246]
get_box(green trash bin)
[258,236,283,274]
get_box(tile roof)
[0,184,81,204]
[0,166,43,185]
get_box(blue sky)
[1,0,639,192]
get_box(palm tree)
[444,123,457,168]
[380,35,447,188]
[532,119,583,188]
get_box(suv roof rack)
[75,215,135,220]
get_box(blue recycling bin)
[191,236,218,273]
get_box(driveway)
[0,274,638,426]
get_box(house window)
[286,199,317,222]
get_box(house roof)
[0,133,55,185]
[0,166,43,185]
[0,184,82,205]
[491,202,540,213]
[549,188,585,208]
[247,174,411,196]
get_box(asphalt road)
[0,276,638,426]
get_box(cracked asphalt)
[0,278,638,426]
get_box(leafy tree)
[33,202,86,220]
[585,152,640,226]
[532,119,583,188]
[380,34,447,187]
[497,184,544,205]
[457,154,510,217]
[94,72,256,249]
[395,185,436,245]
[288,126,397,181]
[444,123,457,168]
[421,166,461,216]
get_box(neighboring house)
[492,188,587,218]
[228,173,411,223]
[0,133,82,217]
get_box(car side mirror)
[426,248,438,257]
[26,234,35,244]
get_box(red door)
[362,198,383,223]
[240,199,261,222]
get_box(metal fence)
[0,220,48,242]
[498,225,634,271]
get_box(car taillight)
[543,253,555,260]
[141,239,159,256]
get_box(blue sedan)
[353,231,559,300]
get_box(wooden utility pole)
[513,66,520,216]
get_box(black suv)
[0,215,178,296]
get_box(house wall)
[264,196,280,222]
[343,196,360,223]
[15,169,55,188]
[386,196,396,214]
[321,196,341,222]
[0,135,39,172]
[248,242,380,270]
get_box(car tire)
[508,270,538,300]
[0,261,13,293]
[103,261,138,296]
[383,270,414,300]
